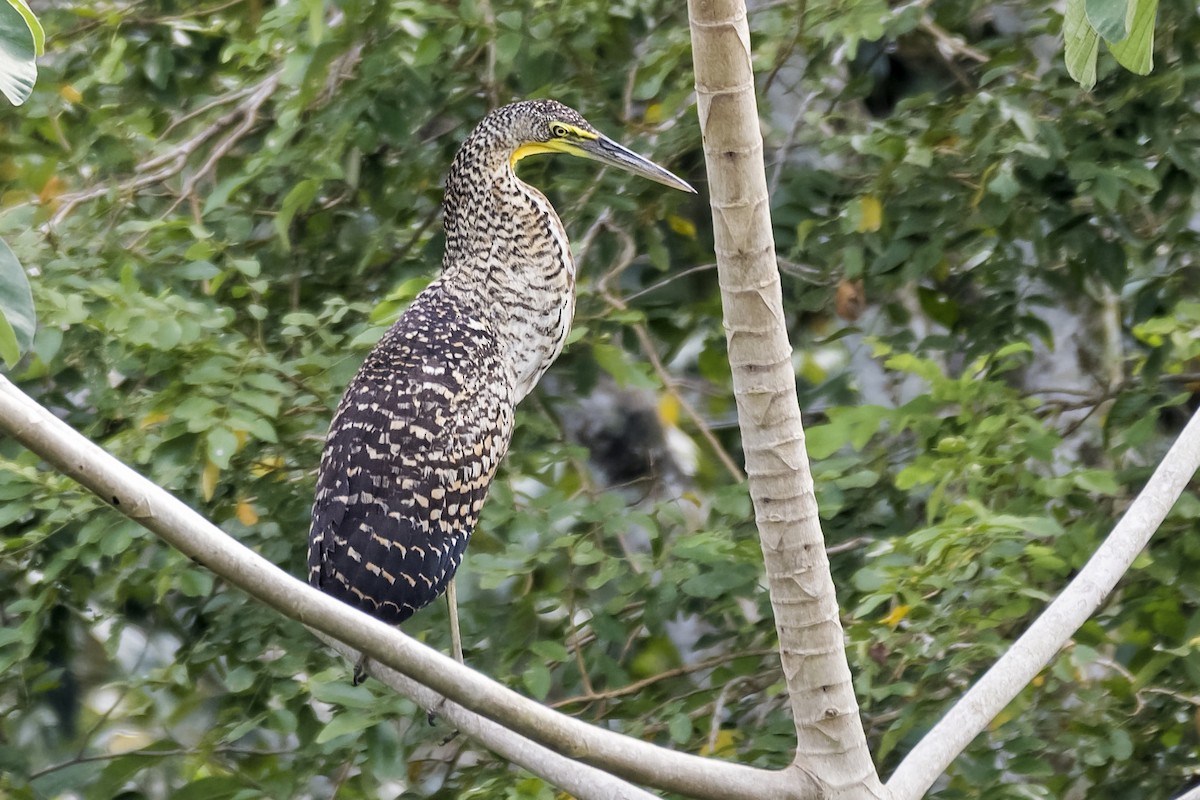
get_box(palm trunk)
[687,1,885,796]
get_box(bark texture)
[687,1,885,797]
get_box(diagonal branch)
[50,70,283,226]
[163,71,282,216]
[312,632,659,800]
[0,375,818,800]
[886,406,1200,799]
[582,213,744,483]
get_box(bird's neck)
[440,158,577,400]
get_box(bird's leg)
[427,579,465,730]
[447,577,465,666]
[352,653,369,686]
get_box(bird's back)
[308,285,515,624]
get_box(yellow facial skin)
[510,119,695,194]
[510,122,597,166]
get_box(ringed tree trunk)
[687,1,886,797]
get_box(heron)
[308,99,694,681]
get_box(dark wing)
[308,290,514,624]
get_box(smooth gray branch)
[887,407,1200,798]
[312,632,658,800]
[0,375,815,800]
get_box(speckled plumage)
[308,101,588,624]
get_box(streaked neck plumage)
[439,119,577,401]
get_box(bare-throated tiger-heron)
[308,100,695,660]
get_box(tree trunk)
[687,1,885,797]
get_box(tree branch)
[583,213,744,483]
[886,407,1200,799]
[0,374,817,800]
[552,648,777,709]
[50,69,283,225]
[1174,782,1200,800]
[311,632,658,800]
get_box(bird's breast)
[484,186,577,401]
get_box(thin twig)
[583,216,745,482]
[623,263,718,304]
[569,597,598,700]
[627,319,744,482]
[164,71,283,217]
[134,0,248,25]
[30,746,292,780]
[552,648,776,708]
[51,69,284,226]
[706,676,743,754]
[159,82,262,140]
[826,536,874,556]
[477,0,499,108]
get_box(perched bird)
[308,100,694,643]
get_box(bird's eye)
[550,122,571,139]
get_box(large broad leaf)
[1108,0,1157,75]
[1085,0,1130,42]
[5,0,41,52]
[0,0,41,106]
[0,238,35,368]
[1064,0,1100,90]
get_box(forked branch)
[0,375,818,800]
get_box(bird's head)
[500,99,695,194]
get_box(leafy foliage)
[1,1,1199,799]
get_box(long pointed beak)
[577,134,696,194]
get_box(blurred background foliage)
[1,0,1199,798]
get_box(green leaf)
[0,0,38,105]
[680,566,753,599]
[522,661,552,701]
[1085,0,1130,42]
[806,421,848,460]
[93,753,158,798]
[1109,728,1134,761]
[592,341,656,389]
[315,712,376,744]
[221,714,267,744]
[178,568,214,598]
[206,427,239,470]
[142,42,173,90]
[1108,0,1157,74]
[6,0,42,53]
[274,179,320,249]
[985,161,1021,202]
[1073,469,1120,495]
[309,679,378,708]
[170,775,244,800]
[529,640,570,663]
[668,712,693,744]
[223,665,255,692]
[1064,0,1100,89]
[30,763,102,798]
[917,286,960,329]
[0,308,18,367]
[0,238,34,366]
